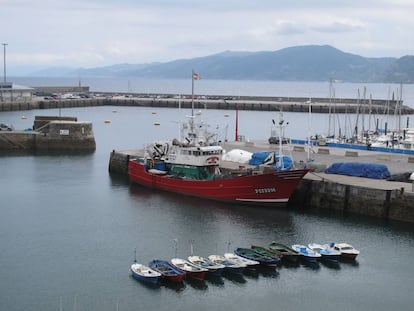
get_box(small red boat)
[149,259,186,283]
[171,258,208,281]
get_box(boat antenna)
[190,239,194,255]
[226,240,232,252]
[173,238,178,258]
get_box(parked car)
[0,123,13,131]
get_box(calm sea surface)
[1,79,414,311]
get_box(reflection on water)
[185,278,208,290]
[205,274,225,287]
[222,272,247,284]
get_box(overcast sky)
[1,0,413,73]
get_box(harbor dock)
[109,141,414,223]
[1,93,413,114]
[0,116,96,152]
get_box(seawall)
[290,177,414,223]
[0,117,96,152]
[1,95,413,114]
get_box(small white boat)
[224,252,260,268]
[291,244,322,262]
[308,243,341,261]
[188,255,225,276]
[328,243,360,260]
[208,255,246,274]
[131,262,161,284]
[171,258,208,280]
[130,248,161,284]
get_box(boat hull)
[129,160,308,205]
[292,245,321,262]
[185,271,207,281]
[234,248,279,267]
[131,271,160,284]
[268,242,301,262]
[149,260,186,283]
[340,252,359,260]
[187,256,224,276]
[130,263,162,284]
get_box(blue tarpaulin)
[248,152,293,170]
[325,162,390,179]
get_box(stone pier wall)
[0,121,96,152]
[36,121,96,151]
[0,132,37,150]
[290,179,414,223]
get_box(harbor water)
[1,79,414,310]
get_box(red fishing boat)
[128,119,308,205]
[128,71,309,205]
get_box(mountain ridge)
[31,45,413,83]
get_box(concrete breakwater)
[290,175,414,223]
[0,116,96,152]
[108,145,414,224]
[1,94,413,114]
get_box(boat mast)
[307,99,313,162]
[235,105,239,141]
[328,78,333,137]
[191,70,195,134]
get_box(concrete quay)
[109,141,414,223]
[0,116,96,152]
[1,94,413,114]
[226,140,414,223]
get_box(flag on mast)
[192,72,201,80]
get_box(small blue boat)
[130,249,161,284]
[308,243,341,262]
[131,262,162,284]
[208,255,246,274]
[291,244,322,262]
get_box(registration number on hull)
[255,187,276,194]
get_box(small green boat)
[251,245,282,260]
[268,241,301,262]
[234,248,280,266]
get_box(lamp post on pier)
[2,43,7,83]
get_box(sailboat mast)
[191,70,195,119]
[235,105,239,141]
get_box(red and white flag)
[192,72,201,80]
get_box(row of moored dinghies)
[130,242,360,285]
